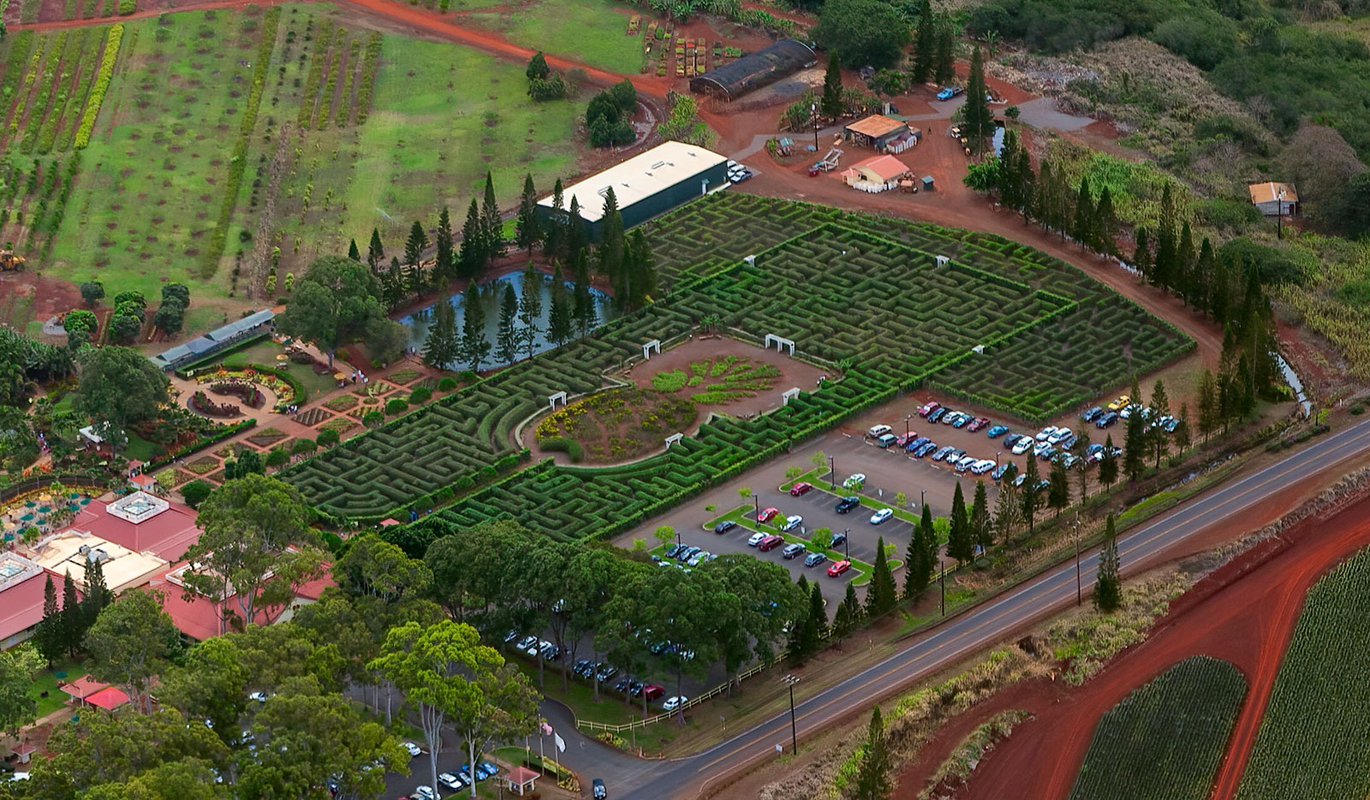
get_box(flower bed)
[536,387,698,464]
[324,395,359,412]
[210,381,266,409]
[189,391,241,418]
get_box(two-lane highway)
[619,418,1370,799]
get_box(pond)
[399,270,616,372]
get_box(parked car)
[928,407,947,423]
[843,474,867,489]
[895,432,917,447]
[943,411,963,426]
[1035,426,1057,442]
[412,785,438,800]
[1047,428,1072,445]
[1060,454,1079,469]
[991,463,1012,481]
[932,446,954,462]
[665,544,684,559]
[677,546,701,562]
[789,482,813,497]
[1003,433,1022,447]
[757,507,780,523]
[713,520,737,534]
[757,535,784,552]
[642,685,665,701]
[402,742,423,758]
[876,433,898,448]
[687,551,710,566]
[905,436,931,452]
[1012,437,1034,455]
[867,424,893,438]
[968,417,990,432]
[829,531,847,549]
[1107,395,1131,411]
[439,773,466,791]
[987,425,1009,438]
[1095,411,1119,428]
[782,542,807,560]
[914,441,938,458]
[781,515,803,532]
[954,456,976,473]
[662,695,689,712]
[539,642,561,661]
[517,636,539,656]
[828,560,852,577]
[592,778,608,800]
[917,401,941,417]
[971,459,996,475]
[937,86,964,100]
[503,630,520,644]
[573,658,595,677]
[1081,406,1103,422]
[952,414,972,429]
[747,531,768,546]
[870,508,894,525]
[804,552,829,568]
[596,664,618,682]
[835,496,861,513]
[1058,433,1078,451]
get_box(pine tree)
[1153,184,1177,289]
[962,47,993,151]
[947,482,973,565]
[1015,148,1035,220]
[60,570,82,657]
[565,195,588,265]
[546,264,573,348]
[434,206,454,287]
[1132,227,1152,280]
[381,256,406,309]
[912,0,937,83]
[834,581,864,638]
[1176,220,1196,306]
[1197,368,1217,443]
[623,230,657,311]
[1071,177,1094,247]
[403,220,429,295]
[598,188,626,296]
[457,199,486,281]
[33,574,62,665]
[853,707,893,800]
[1094,514,1122,612]
[526,51,550,81]
[495,283,519,366]
[1034,161,1055,230]
[517,264,544,359]
[803,582,827,654]
[1150,379,1171,467]
[994,476,1020,544]
[457,285,490,374]
[997,129,1022,209]
[481,172,505,265]
[970,481,992,554]
[515,174,541,255]
[544,178,566,258]
[1099,434,1119,488]
[1075,430,1092,502]
[1123,410,1147,482]
[1048,459,1070,517]
[865,536,897,618]
[83,556,112,628]
[1095,186,1118,256]
[1021,456,1040,537]
[933,22,955,86]
[821,52,844,120]
[347,238,361,262]
[904,506,935,601]
[366,227,384,273]
[571,250,597,336]
[1176,402,1192,454]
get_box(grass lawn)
[465,0,642,74]
[216,338,338,401]
[123,431,160,462]
[519,662,644,727]
[29,662,76,719]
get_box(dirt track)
[900,492,1370,800]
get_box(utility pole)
[1276,188,1285,240]
[939,562,946,616]
[811,103,820,154]
[783,675,800,755]
[1073,512,1082,606]
[754,495,760,520]
[843,528,850,560]
[829,455,836,489]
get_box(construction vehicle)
[0,249,26,272]
[808,147,844,175]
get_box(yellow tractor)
[0,249,26,272]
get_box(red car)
[789,482,813,497]
[757,535,784,552]
[642,684,665,701]
[917,401,941,418]
[967,417,990,432]
[827,560,852,577]
[757,507,780,523]
[895,433,917,448]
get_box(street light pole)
[783,675,800,755]
[754,495,760,520]
[1074,512,1083,606]
[939,562,946,616]
[1276,189,1285,240]
[811,104,819,154]
[843,528,850,560]
[920,489,926,513]
[829,455,836,490]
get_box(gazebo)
[10,743,36,765]
[84,687,131,712]
[505,767,540,796]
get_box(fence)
[575,660,772,734]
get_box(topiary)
[385,397,408,415]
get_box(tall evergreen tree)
[495,283,519,367]
[1131,227,1152,280]
[821,52,844,120]
[865,536,897,618]
[834,581,864,639]
[1176,220,1196,305]
[1123,410,1147,482]
[933,22,955,86]
[1176,402,1192,454]
[1071,177,1095,247]
[1034,161,1055,229]
[994,475,1020,544]
[33,574,62,665]
[83,556,112,628]
[434,206,454,287]
[60,570,82,657]
[481,172,505,265]
[571,250,597,336]
[457,199,486,281]
[947,483,973,565]
[1075,430,1092,502]
[1021,456,1040,537]
[598,188,626,295]
[970,481,992,554]
[517,265,544,359]
[803,582,827,656]
[380,257,406,309]
[1197,368,1218,443]
[997,129,1023,209]
[366,228,384,273]
[457,285,490,374]
[1095,186,1118,256]
[422,302,458,371]
[912,0,937,83]
[962,47,993,151]
[904,506,935,601]
[546,264,573,348]
[347,238,361,262]
[565,196,588,265]
[515,174,541,255]
[1048,459,1070,517]
[622,230,657,311]
[544,178,566,258]
[1094,514,1122,612]
[1150,379,1171,467]
[1015,148,1035,220]
[1153,184,1178,289]
[853,707,893,800]
[1194,237,1216,314]
[403,220,429,295]
[1099,434,1119,488]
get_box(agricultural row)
[1238,546,1370,799]
[11,0,132,25]
[295,19,382,130]
[1071,656,1246,800]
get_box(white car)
[1047,427,1072,445]
[663,695,689,712]
[1012,437,1034,455]
[870,508,894,525]
[1035,426,1058,442]
[747,531,767,547]
[413,786,439,800]
[687,551,710,566]
[248,691,269,704]
[843,473,867,489]
[439,773,467,790]
[954,455,976,472]
[781,515,803,532]
[971,459,996,475]
[867,424,892,438]
[1033,440,1053,458]
[402,741,423,757]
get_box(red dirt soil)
[896,493,1370,800]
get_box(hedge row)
[73,24,122,149]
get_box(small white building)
[1248,182,1298,216]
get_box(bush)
[266,447,290,468]
[293,438,318,456]
[317,428,341,447]
[76,25,124,149]
[363,410,384,428]
[437,377,458,391]
[180,479,213,509]
[539,437,584,463]
[385,397,408,415]
[118,0,135,13]
[409,387,432,404]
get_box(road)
[607,418,1370,799]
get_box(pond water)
[399,270,616,372]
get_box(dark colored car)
[1081,406,1103,422]
[1095,411,1119,428]
[835,496,861,514]
[593,779,607,800]
[757,535,784,552]
[905,436,930,452]
[914,441,938,458]
[928,407,947,423]
[829,530,847,549]
[713,520,737,534]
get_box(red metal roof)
[0,571,52,645]
[66,499,201,561]
[84,686,130,711]
[506,767,540,785]
[60,675,110,700]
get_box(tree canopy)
[814,0,911,70]
[276,256,389,366]
[76,345,170,440]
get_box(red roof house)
[63,492,201,562]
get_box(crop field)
[0,5,584,304]
[461,0,643,74]
[288,194,1189,538]
[1071,657,1246,800]
[1238,547,1370,799]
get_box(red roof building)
[149,558,336,642]
[64,492,201,562]
[0,554,67,650]
[60,675,110,702]
[84,686,131,712]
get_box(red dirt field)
[894,492,1370,800]
[0,270,82,337]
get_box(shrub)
[385,397,408,415]
[75,25,124,149]
[266,447,290,468]
[437,377,458,391]
[180,479,213,509]
[118,0,135,14]
[292,438,317,455]
[409,387,432,404]
[652,370,688,392]
[540,437,584,463]
[362,410,384,428]
[317,428,341,447]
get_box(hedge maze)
[288,192,1191,537]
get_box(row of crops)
[288,192,1191,527]
[1238,546,1370,799]
[1071,656,1247,800]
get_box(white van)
[867,424,893,438]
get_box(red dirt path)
[899,493,1370,800]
